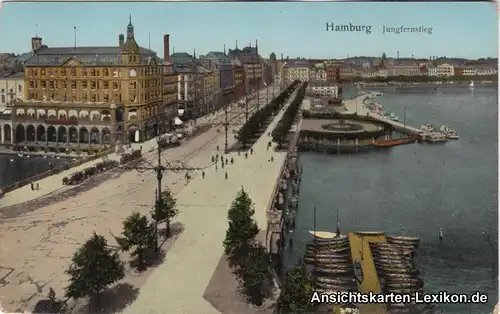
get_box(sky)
[0,2,497,59]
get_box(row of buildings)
[280,57,498,86]
[0,18,281,153]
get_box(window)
[48,68,54,76]
[70,68,76,77]
[82,93,88,101]
[41,81,46,89]
[92,94,97,102]
[72,93,77,102]
[82,81,88,89]
[1,95,4,103]
[130,81,137,89]
[18,85,22,92]
[104,94,109,102]
[82,68,87,77]
[29,92,34,99]
[41,69,46,76]
[103,81,109,89]
[49,81,54,89]
[103,69,109,76]
[90,69,96,76]
[60,69,66,76]
[71,81,76,89]
[29,81,34,88]
[112,82,118,89]
[61,81,67,89]
[91,81,96,89]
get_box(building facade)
[0,72,24,107]
[233,58,246,101]
[436,63,454,76]
[309,82,339,98]
[288,60,310,82]
[203,51,234,109]
[5,18,164,153]
[228,43,262,94]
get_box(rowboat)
[306,246,350,254]
[304,257,351,264]
[315,281,358,291]
[316,276,357,285]
[315,267,354,274]
[306,242,350,250]
[304,253,352,260]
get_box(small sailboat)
[469,80,474,88]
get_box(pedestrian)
[250,148,253,155]
[30,182,34,191]
[245,152,248,159]
[211,156,215,163]
[217,145,219,151]
[215,164,218,171]
[225,158,228,164]
[271,156,274,162]
[221,161,224,169]
[289,237,293,248]
[36,183,39,190]
[225,172,228,180]
[230,157,234,164]
[202,171,205,179]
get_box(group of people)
[30,182,40,191]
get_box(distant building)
[436,63,454,76]
[385,59,421,76]
[228,42,263,95]
[308,82,339,98]
[287,60,310,82]
[0,72,24,107]
[202,51,235,109]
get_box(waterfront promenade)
[122,95,291,314]
[342,93,421,135]
[0,85,282,312]
[0,86,275,210]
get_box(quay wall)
[265,111,302,255]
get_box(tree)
[152,188,179,240]
[277,261,317,313]
[223,188,259,267]
[65,232,125,311]
[116,212,156,271]
[236,242,273,306]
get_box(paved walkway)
[121,89,295,314]
[0,84,283,312]
[0,86,278,210]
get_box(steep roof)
[24,46,160,66]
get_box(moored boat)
[315,281,358,291]
[316,276,357,285]
[304,257,351,264]
[315,267,354,274]
[386,235,420,245]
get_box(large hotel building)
[4,17,168,154]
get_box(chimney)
[31,37,43,53]
[118,34,124,46]
[163,34,170,63]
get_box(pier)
[348,232,388,314]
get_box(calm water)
[0,154,74,188]
[287,85,498,313]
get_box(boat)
[306,241,350,249]
[386,235,420,244]
[315,281,358,291]
[384,278,423,285]
[420,124,435,132]
[316,277,357,285]
[315,267,354,274]
[439,125,460,140]
[304,257,352,264]
[379,268,420,275]
[421,132,448,143]
[469,80,474,88]
[306,246,350,254]
[389,112,399,122]
[314,262,354,270]
[387,287,424,295]
[374,136,417,148]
